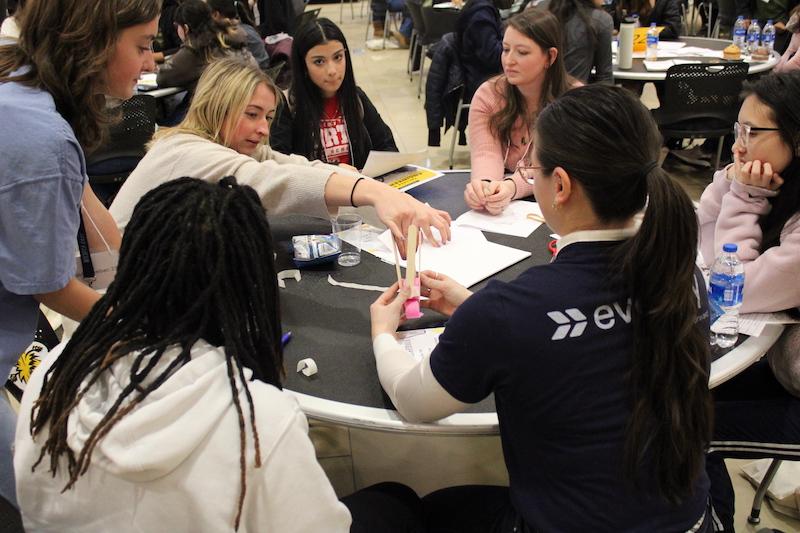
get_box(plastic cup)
[332,213,362,267]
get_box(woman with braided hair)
[12,177,350,531]
[14,177,427,533]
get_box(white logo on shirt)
[547,299,633,340]
[547,309,588,340]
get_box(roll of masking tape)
[296,358,318,377]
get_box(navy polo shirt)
[430,240,710,532]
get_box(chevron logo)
[547,309,588,340]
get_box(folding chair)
[653,62,749,170]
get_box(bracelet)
[503,177,517,200]
[350,177,365,207]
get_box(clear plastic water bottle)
[762,19,776,55]
[747,19,761,56]
[733,16,747,51]
[646,23,659,60]
[708,243,745,348]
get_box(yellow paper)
[388,168,440,190]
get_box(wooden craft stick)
[392,240,402,285]
[405,225,418,287]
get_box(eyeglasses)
[733,121,779,148]
[515,160,542,185]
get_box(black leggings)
[342,483,524,533]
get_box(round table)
[274,171,783,435]
[613,36,780,81]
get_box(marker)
[281,331,292,348]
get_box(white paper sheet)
[739,312,800,337]
[643,59,702,71]
[376,226,530,288]
[397,327,445,362]
[454,201,544,238]
[360,150,427,178]
[658,41,687,50]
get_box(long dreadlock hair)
[30,176,283,530]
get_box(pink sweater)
[775,32,800,74]
[698,168,800,313]
[468,78,535,199]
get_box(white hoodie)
[14,340,351,532]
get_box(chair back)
[294,8,321,34]
[86,94,157,194]
[408,1,426,42]
[87,94,157,167]
[421,6,460,44]
[657,62,748,130]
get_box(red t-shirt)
[320,96,351,165]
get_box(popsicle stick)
[392,240,402,285]
[405,225,418,287]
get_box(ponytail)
[619,167,712,503]
[535,84,712,503]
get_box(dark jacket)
[614,0,682,40]
[241,23,270,71]
[457,0,503,100]
[425,32,465,147]
[156,28,252,92]
[269,87,397,170]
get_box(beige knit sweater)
[110,133,349,231]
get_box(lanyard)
[76,214,95,280]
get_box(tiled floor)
[306,2,800,530]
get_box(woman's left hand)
[735,158,784,191]
[370,282,410,338]
[374,189,452,257]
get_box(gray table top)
[613,36,779,81]
[273,172,553,417]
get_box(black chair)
[0,494,24,533]
[294,7,321,34]
[407,0,426,81]
[86,94,157,207]
[418,6,460,99]
[653,62,749,170]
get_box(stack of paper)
[360,150,426,177]
[397,327,445,361]
[375,226,531,288]
[644,59,701,71]
[739,312,800,337]
[455,201,544,238]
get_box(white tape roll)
[277,269,301,289]
[296,358,318,377]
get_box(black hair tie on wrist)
[350,177,365,207]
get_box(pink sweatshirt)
[468,78,535,199]
[775,32,800,74]
[698,168,800,313]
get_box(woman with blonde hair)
[0,0,159,510]
[111,57,451,250]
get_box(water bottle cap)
[722,243,738,253]
[737,15,743,20]
[650,22,656,27]
[767,19,773,23]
